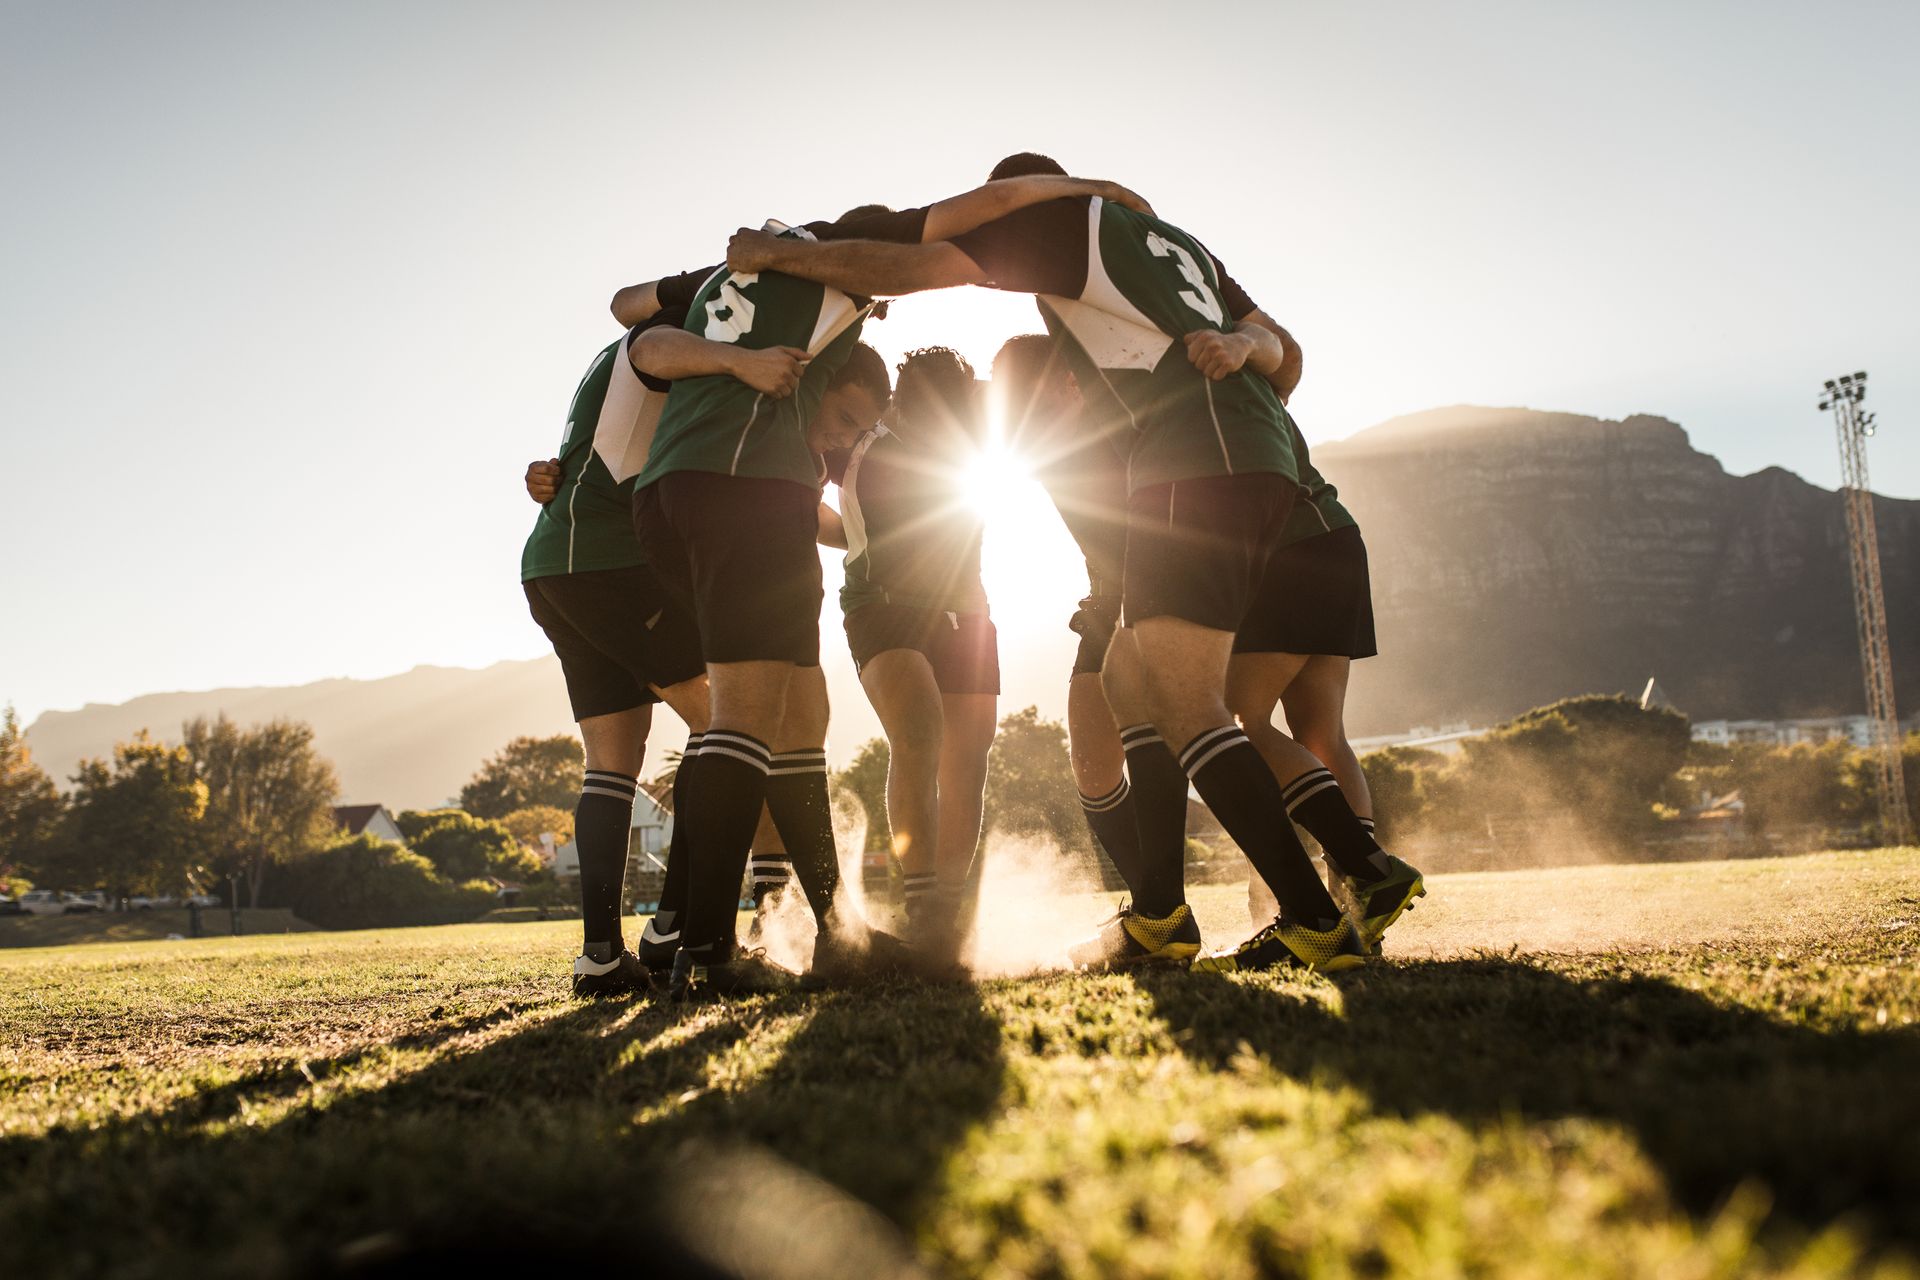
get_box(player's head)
[808,342,890,453]
[993,333,1079,455]
[988,152,1068,180]
[895,346,982,454]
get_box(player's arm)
[728,232,987,298]
[610,265,721,329]
[1183,319,1303,402]
[816,502,848,550]
[1237,310,1303,403]
[630,327,809,399]
[920,175,1151,242]
[609,280,662,328]
[525,459,562,504]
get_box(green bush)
[277,835,497,931]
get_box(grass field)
[3,848,1917,1279]
[0,907,314,949]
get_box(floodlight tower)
[1819,371,1915,846]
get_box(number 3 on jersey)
[1144,233,1224,326]
[704,273,758,342]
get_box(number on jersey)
[704,273,759,342]
[1145,233,1224,326]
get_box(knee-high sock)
[748,848,794,907]
[1281,767,1389,881]
[651,736,701,938]
[1121,725,1190,917]
[576,769,638,962]
[1178,727,1341,927]
[1080,779,1144,898]
[680,730,772,957]
[765,748,842,926]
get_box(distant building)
[552,785,673,879]
[1690,713,1919,749]
[1350,722,1487,757]
[332,804,405,844]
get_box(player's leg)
[1065,602,1146,897]
[1280,654,1423,946]
[1224,652,1307,925]
[859,646,947,926]
[637,471,818,998]
[523,576,656,997]
[636,674,709,966]
[1230,526,1422,950]
[1126,475,1362,973]
[766,663,842,932]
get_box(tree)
[499,805,574,850]
[983,706,1088,854]
[276,833,497,930]
[0,706,63,882]
[398,809,544,882]
[1358,745,1448,843]
[57,732,208,895]
[460,735,584,819]
[832,738,893,854]
[184,715,341,908]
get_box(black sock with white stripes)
[680,730,773,958]
[1121,724,1190,917]
[1281,767,1390,881]
[576,769,638,963]
[1080,779,1145,898]
[1178,726,1341,928]
[748,848,794,906]
[649,736,701,943]
[765,748,841,926]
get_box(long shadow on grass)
[1133,957,1920,1252]
[0,978,1005,1278]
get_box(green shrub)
[277,835,497,930]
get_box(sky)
[2,0,1917,753]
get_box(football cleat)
[637,912,682,968]
[810,922,918,985]
[1067,903,1202,971]
[1341,854,1426,950]
[1192,914,1369,974]
[667,945,807,1001]
[571,949,653,999]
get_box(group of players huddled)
[520,153,1426,1000]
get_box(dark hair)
[828,341,891,405]
[896,346,980,441]
[988,152,1067,180]
[831,203,894,232]
[991,334,1064,449]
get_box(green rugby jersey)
[636,213,927,492]
[952,197,1296,493]
[1277,408,1358,548]
[521,328,663,582]
[834,425,987,615]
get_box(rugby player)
[990,335,1144,900]
[519,302,787,998]
[1231,416,1426,948]
[826,347,998,960]
[727,156,1413,972]
[629,174,1153,998]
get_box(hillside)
[24,660,581,811]
[1324,406,1920,734]
[25,406,1915,800]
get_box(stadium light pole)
[1818,371,1915,847]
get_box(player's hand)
[1094,180,1155,216]
[727,228,784,273]
[1183,330,1254,381]
[525,459,562,504]
[730,346,809,398]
